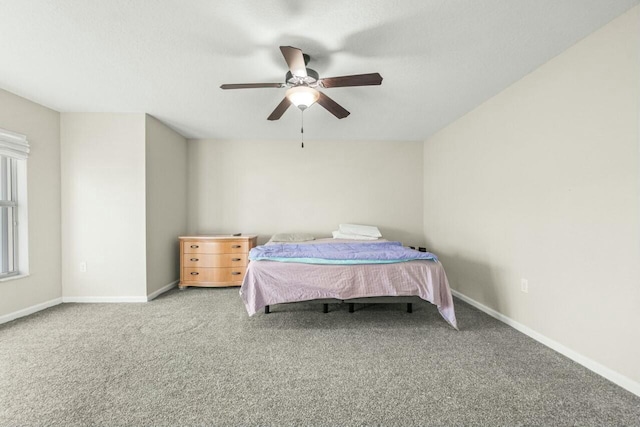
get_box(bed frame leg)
[265,305,270,314]
[407,303,413,313]
[349,303,354,313]
[323,303,328,313]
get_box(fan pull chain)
[300,110,304,148]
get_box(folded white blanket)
[338,223,382,238]
[332,230,380,240]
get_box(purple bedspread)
[249,241,438,263]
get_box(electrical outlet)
[79,261,87,273]
[521,278,529,293]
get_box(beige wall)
[187,139,424,245]
[0,89,61,317]
[423,6,640,385]
[61,113,147,299]
[145,115,187,296]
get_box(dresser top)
[179,234,257,240]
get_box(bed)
[239,238,458,329]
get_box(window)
[0,128,29,279]
[0,156,17,276]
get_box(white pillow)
[270,233,315,242]
[332,231,379,240]
[338,224,382,238]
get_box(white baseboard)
[62,296,148,303]
[0,297,62,325]
[61,280,179,303]
[2,281,179,323]
[451,289,640,397]
[147,280,178,301]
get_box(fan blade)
[320,73,383,88]
[267,97,292,121]
[220,83,284,89]
[280,46,307,78]
[316,92,350,119]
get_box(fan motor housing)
[286,68,319,86]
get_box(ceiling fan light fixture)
[222,46,380,120]
[286,86,319,110]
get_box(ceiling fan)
[220,46,383,121]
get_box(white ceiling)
[0,0,638,141]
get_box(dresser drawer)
[182,253,248,268]
[183,267,246,283]
[183,240,249,254]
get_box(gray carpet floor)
[1,288,639,426]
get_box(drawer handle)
[231,245,242,249]
[190,245,199,249]
[190,272,199,275]
[231,271,242,275]
[232,258,242,261]
[190,258,199,262]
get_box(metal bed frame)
[263,296,422,314]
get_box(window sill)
[0,273,30,283]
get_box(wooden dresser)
[179,235,258,289]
